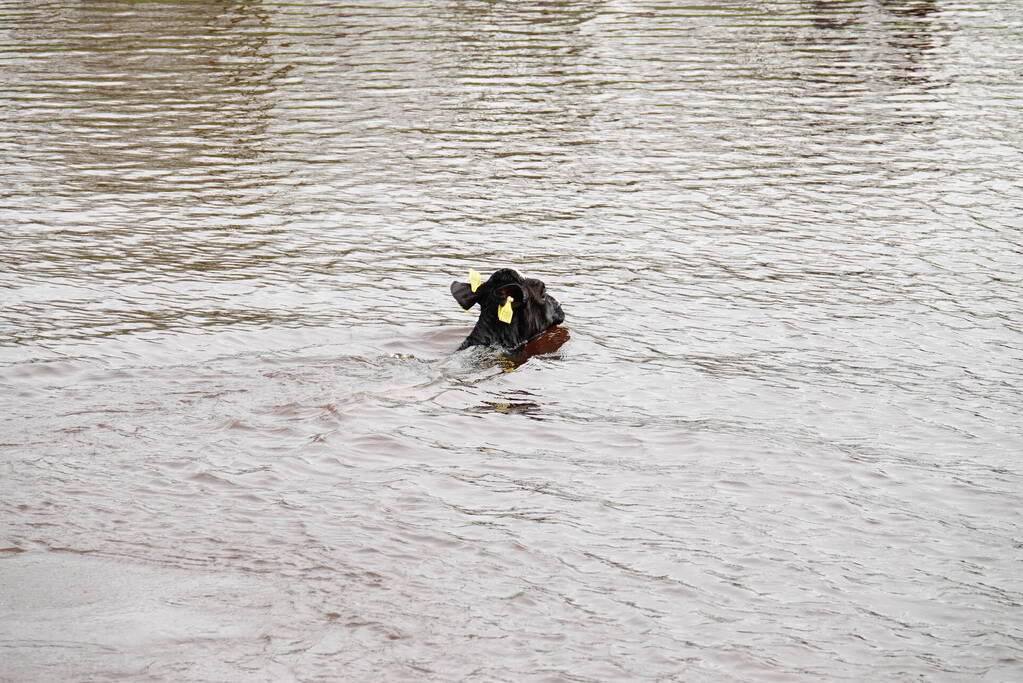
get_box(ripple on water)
[2,0,1023,680]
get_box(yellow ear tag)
[468,269,482,293]
[497,296,514,324]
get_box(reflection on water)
[7,1,280,198]
[2,0,1023,680]
[807,0,940,89]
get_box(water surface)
[2,0,1022,680]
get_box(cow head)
[451,268,565,352]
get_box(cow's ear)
[497,284,526,306]
[451,281,479,310]
[521,279,547,303]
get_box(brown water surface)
[2,0,1022,680]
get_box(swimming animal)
[451,268,565,352]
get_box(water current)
[2,0,1022,680]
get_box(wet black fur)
[451,268,565,352]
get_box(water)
[2,0,1022,679]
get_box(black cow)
[451,268,565,352]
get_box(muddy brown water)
[2,0,1022,680]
